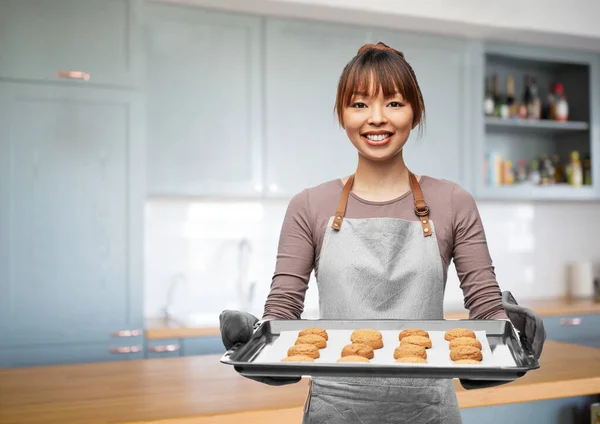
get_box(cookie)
[281,355,315,362]
[393,344,427,360]
[288,343,320,359]
[395,356,427,364]
[295,334,327,349]
[299,328,329,341]
[453,359,481,365]
[449,337,482,350]
[341,343,374,359]
[398,328,430,340]
[400,335,432,349]
[450,346,483,362]
[351,329,384,349]
[444,328,476,341]
[337,355,370,363]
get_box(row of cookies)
[445,328,483,365]
[281,327,484,365]
[282,328,329,362]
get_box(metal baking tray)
[220,319,540,381]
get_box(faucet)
[162,272,186,321]
[237,238,256,312]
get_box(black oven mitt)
[219,310,302,386]
[459,290,546,390]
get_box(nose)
[367,104,387,125]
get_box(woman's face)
[342,85,414,162]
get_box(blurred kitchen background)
[1,0,600,364]
[1,1,600,423]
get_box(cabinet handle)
[560,317,582,326]
[110,345,143,354]
[56,70,90,81]
[111,329,142,337]
[148,344,181,353]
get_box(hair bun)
[357,42,404,58]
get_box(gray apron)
[302,172,462,424]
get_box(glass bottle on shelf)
[519,74,532,119]
[583,154,592,185]
[484,77,495,116]
[552,153,564,184]
[554,83,569,121]
[540,155,555,185]
[506,75,517,118]
[528,78,542,120]
[528,160,541,185]
[566,151,583,187]
[517,159,528,183]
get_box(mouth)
[361,131,394,147]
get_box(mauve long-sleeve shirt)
[262,176,508,321]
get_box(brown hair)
[334,42,425,135]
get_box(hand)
[459,291,546,390]
[501,290,546,360]
[219,310,301,386]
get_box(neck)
[351,151,413,201]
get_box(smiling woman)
[219,41,547,424]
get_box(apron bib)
[302,172,462,424]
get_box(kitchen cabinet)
[144,3,264,198]
[470,41,600,201]
[543,313,600,348]
[0,0,142,88]
[0,81,145,367]
[263,18,370,198]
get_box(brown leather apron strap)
[331,174,354,230]
[332,172,431,237]
[409,172,432,237]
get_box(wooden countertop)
[1,341,600,424]
[145,297,600,340]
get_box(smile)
[361,132,393,147]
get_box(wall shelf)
[476,184,596,201]
[484,117,589,132]
[472,42,599,201]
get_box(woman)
[220,42,546,423]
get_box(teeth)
[365,134,390,141]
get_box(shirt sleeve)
[262,189,315,320]
[451,184,508,320]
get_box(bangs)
[341,61,408,106]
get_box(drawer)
[146,338,182,359]
[543,314,600,348]
[182,336,225,357]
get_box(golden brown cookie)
[395,356,428,364]
[295,334,327,349]
[298,327,329,341]
[350,329,384,349]
[288,344,320,359]
[398,328,430,340]
[450,346,483,362]
[400,335,432,349]
[281,355,315,362]
[449,337,482,350]
[337,355,370,363]
[444,328,476,341]
[393,344,427,359]
[341,343,375,359]
[453,359,481,365]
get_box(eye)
[388,101,404,107]
[351,102,367,108]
